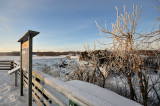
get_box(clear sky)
[0,0,159,52]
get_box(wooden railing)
[12,61,90,106]
[0,60,14,70]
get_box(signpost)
[18,30,39,106]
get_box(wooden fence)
[11,61,90,106]
[0,60,14,70]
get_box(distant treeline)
[36,51,80,56]
[0,52,20,56]
[138,50,160,57]
[79,50,160,61]
[0,50,158,57]
[0,51,80,56]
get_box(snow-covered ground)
[0,56,142,106]
[0,55,79,80]
[0,70,141,106]
[0,70,37,106]
[0,55,79,71]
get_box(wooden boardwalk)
[0,70,37,106]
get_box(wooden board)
[8,66,20,74]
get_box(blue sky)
[0,0,159,52]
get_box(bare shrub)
[68,56,106,87]
[52,68,60,78]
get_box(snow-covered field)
[0,56,142,106]
[0,55,79,71]
[0,55,80,81]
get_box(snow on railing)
[8,60,20,86]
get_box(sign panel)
[22,40,29,71]
[22,40,29,49]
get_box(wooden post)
[15,70,17,86]
[18,30,39,106]
[20,41,23,96]
[12,61,17,87]
[28,35,32,106]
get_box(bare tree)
[96,4,160,106]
